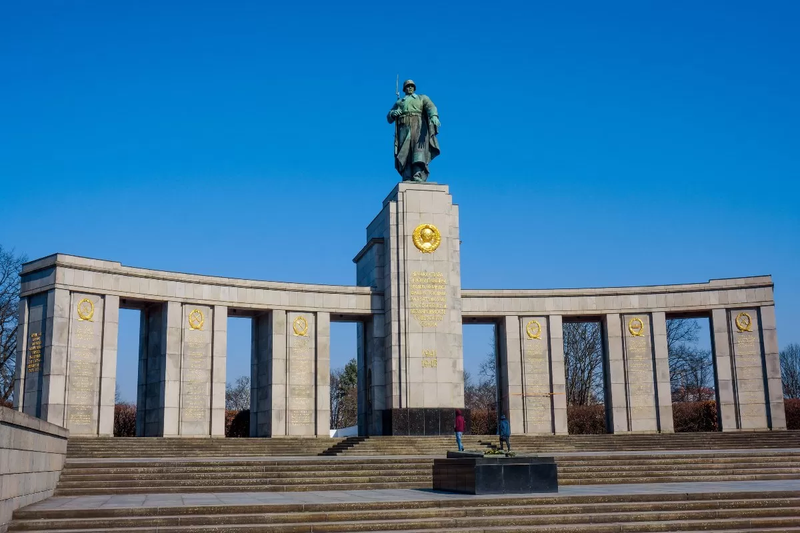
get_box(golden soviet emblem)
[76,299,95,321]
[735,312,753,332]
[188,309,205,330]
[412,223,441,254]
[525,320,542,340]
[628,317,645,337]
[293,315,309,336]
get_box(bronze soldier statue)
[387,80,440,182]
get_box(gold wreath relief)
[735,312,753,332]
[76,298,95,321]
[628,317,645,337]
[412,223,441,254]
[293,316,309,336]
[525,320,542,340]
[188,309,205,330]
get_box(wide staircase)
[11,490,800,532]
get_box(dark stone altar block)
[433,456,558,495]
[379,408,471,435]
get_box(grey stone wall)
[0,407,68,533]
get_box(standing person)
[454,409,465,452]
[499,414,511,452]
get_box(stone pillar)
[64,292,105,434]
[286,312,316,436]
[710,308,738,431]
[40,289,70,426]
[137,301,182,437]
[621,313,658,432]
[498,316,523,434]
[354,182,464,435]
[760,305,786,430]
[729,308,770,430]
[519,316,554,434]
[179,304,213,436]
[651,312,674,433]
[211,305,227,437]
[315,312,331,437]
[12,297,28,411]
[548,316,568,435]
[604,313,628,433]
[98,295,119,436]
[162,301,182,436]
[358,317,385,436]
[250,310,286,437]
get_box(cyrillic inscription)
[409,271,447,328]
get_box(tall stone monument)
[354,182,465,435]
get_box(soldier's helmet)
[403,79,416,90]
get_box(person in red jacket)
[454,409,466,451]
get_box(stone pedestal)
[355,182,464,436]
[433,455,558,494]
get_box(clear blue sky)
[2,2,798,403]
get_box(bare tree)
[563,322,604,406]
[781,343,800,399]
[667,318,714,401]
[225,375,250,411]
[330,358,357,429]
[0,247,26,404]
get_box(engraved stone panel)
[22,293,48,418]
[287,312,316,436]
[66,293,104,434]
[180,305,212,434]
[729,309,768,429]
[622,314,657,432]
[520,317,552,434]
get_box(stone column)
[549,316,568,435]
[519,316,553,434]
[179,304,213,436]
[710,308,738,431]
[315,312,331,437]
[250,310,287,437]
[137,301,182,437]
[162,301,182,436]
[621,313,658,432]
[729,308,769,430]
[211,305,227,437]
[651,312,674,433]
[41,289,70,426]
[358,317,385,436]
[12,297,28,411]
[287,312,316,436]
[760,305,786,430]
[498,316,523,434]
[64,292,105,435]
[604,313,628,433]
[98,295,119,436]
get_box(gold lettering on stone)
[523,334,551,428]
[291,410,314,425]
[625,331,655,419]
[422,349,438,368]
[736,334,760,356]
[409,271,447,328]
[182,328,209,423]
[27,332,42,373]
[68,406,92,424]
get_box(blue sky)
[2,2,798,403]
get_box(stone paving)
[27,479,800,511]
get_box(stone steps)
[10,491,800,531]
[52,450,800,496]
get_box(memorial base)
[433,455,558,494]
[379,408,470,436]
